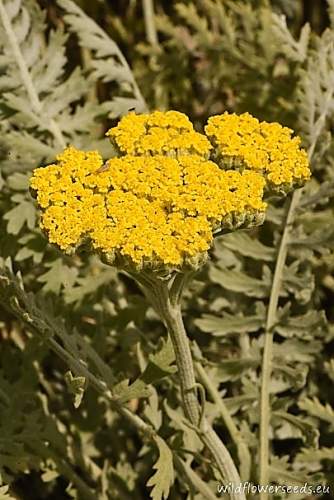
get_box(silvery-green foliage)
[0,0,146,289]
[0,1,334,499]
[57,0,147,118]
[134,0,334,489]
[0,0,145,173]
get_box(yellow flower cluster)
[205,112,310,190]
[30,110,310,270]
[107,110,212,158]
[30,148,266,269]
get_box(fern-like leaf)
[147,436,174,500]
[57,0,147,115]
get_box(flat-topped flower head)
[205,112,311,193]
[30,110,311,271]
[106,110,212,158]
[30,146,266,271]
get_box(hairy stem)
[49,335,219,499]
[164,303,201,424]
[195,360,251,481]
[149,276,245,498]
[0,0,66,148]
[166,305,244,494]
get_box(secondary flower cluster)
[30,110,310,270]
[106,110,212,157]
[206,112,310,191]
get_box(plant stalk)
[195,360,251,481]
[148,275,245,499]
[174,455,218,500]
[142,0,159,46]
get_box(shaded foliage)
[0,0,334,498]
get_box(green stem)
[174,455,218,500]
[47,337,156,439]
[259,189,302,496]
[164,303,200,424]
[48,327,221,500]
[195,360,251,481]
[28,442,96,500]
[149,276,245,498]
[51,452,97,500]
[142,0,158,46]
[47,336,216,499]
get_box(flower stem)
[195,360,251,481]
[164,302,201,424]
[147,274,245,498]
[174,455,218,500]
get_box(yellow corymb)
[205,112,310,190]
[106,110,212,158]
[30,110,310,270]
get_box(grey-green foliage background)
[0,0,334,498]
